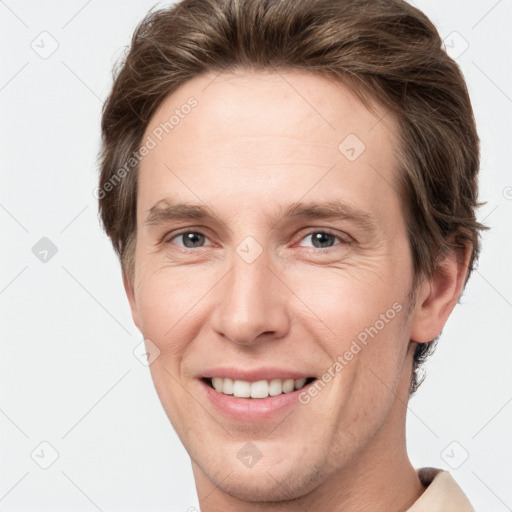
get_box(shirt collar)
[406,467,474,512]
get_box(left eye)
[170,232,208,248]
[299,232,342,249]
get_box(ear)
[409,242,472,343]
[123,271,142,332]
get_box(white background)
[1,0,511,510]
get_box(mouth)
[201,376,317,399]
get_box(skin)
[124,69,471,511]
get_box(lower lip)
[199,379,311,422]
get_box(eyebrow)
[272,199,378,234]
[144,198,378,234]
[144,199,223,226]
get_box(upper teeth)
[211,377,308,399]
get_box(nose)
[210,250,291,346]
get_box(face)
[127,70,419,501]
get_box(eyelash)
[163,229,349,252]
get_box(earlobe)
[123,271,142,332]
[409,242,471,343]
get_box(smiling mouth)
[202,377,317,399]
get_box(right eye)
[166,231,210,249]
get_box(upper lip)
[198,367,315,382]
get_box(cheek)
[282,258,404,339]
[324,310,410,454]
[284,261,411,397]
[133,264,214,359]
[133,267,214,430]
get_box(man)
[98,0,485,509]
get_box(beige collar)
[407,467,474,511]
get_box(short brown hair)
[98,0,487,393]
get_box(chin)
[194,450,327,503]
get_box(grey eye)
[302,232,339,249]
[175,232,206,248]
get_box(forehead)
[145,69,396,155]
[138,70,402,226]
